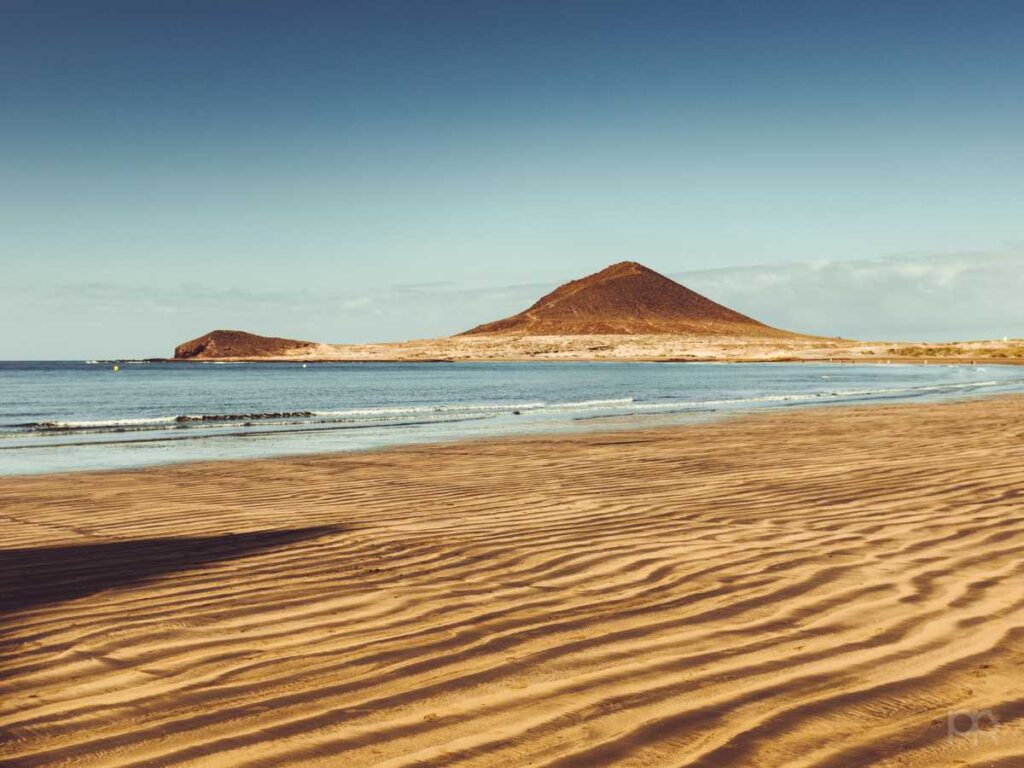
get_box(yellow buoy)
[112,364,120,372]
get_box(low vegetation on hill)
[890,343,1024,359]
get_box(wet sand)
[2,396,1023,767]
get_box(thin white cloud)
[3,248,1021,358]
[676,249,1024,341]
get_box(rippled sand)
[2,397,1023,767]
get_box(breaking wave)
[7,398,641,439]
[3,379,1008,443]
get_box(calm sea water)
[1,360,1021,475]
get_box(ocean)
[1,360,1021,475]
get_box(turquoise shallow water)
[1,360,1021,475]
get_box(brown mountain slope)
[461,261,793,336]
[174,330,316,359]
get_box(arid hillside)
[462,261,793,336]
[174,330,316,360]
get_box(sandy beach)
[2,396,1023,767]
[169,332,1024,365]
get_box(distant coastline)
[165,263,1024,366]
[156,333,1024,366]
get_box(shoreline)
[160,332,1024,365]
[2,395,1023,766]
[3,385,1020,478]
[150,354,1024,366]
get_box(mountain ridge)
[461,261,792,336]
[174,330,316,359]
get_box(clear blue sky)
[2,1,1023,357]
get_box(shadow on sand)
[0,525,346,615]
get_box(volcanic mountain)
[461,261,791,336]
[174,330,316,359]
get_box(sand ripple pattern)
[2,397,1023,767]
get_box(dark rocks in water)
[174,411,314,423]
